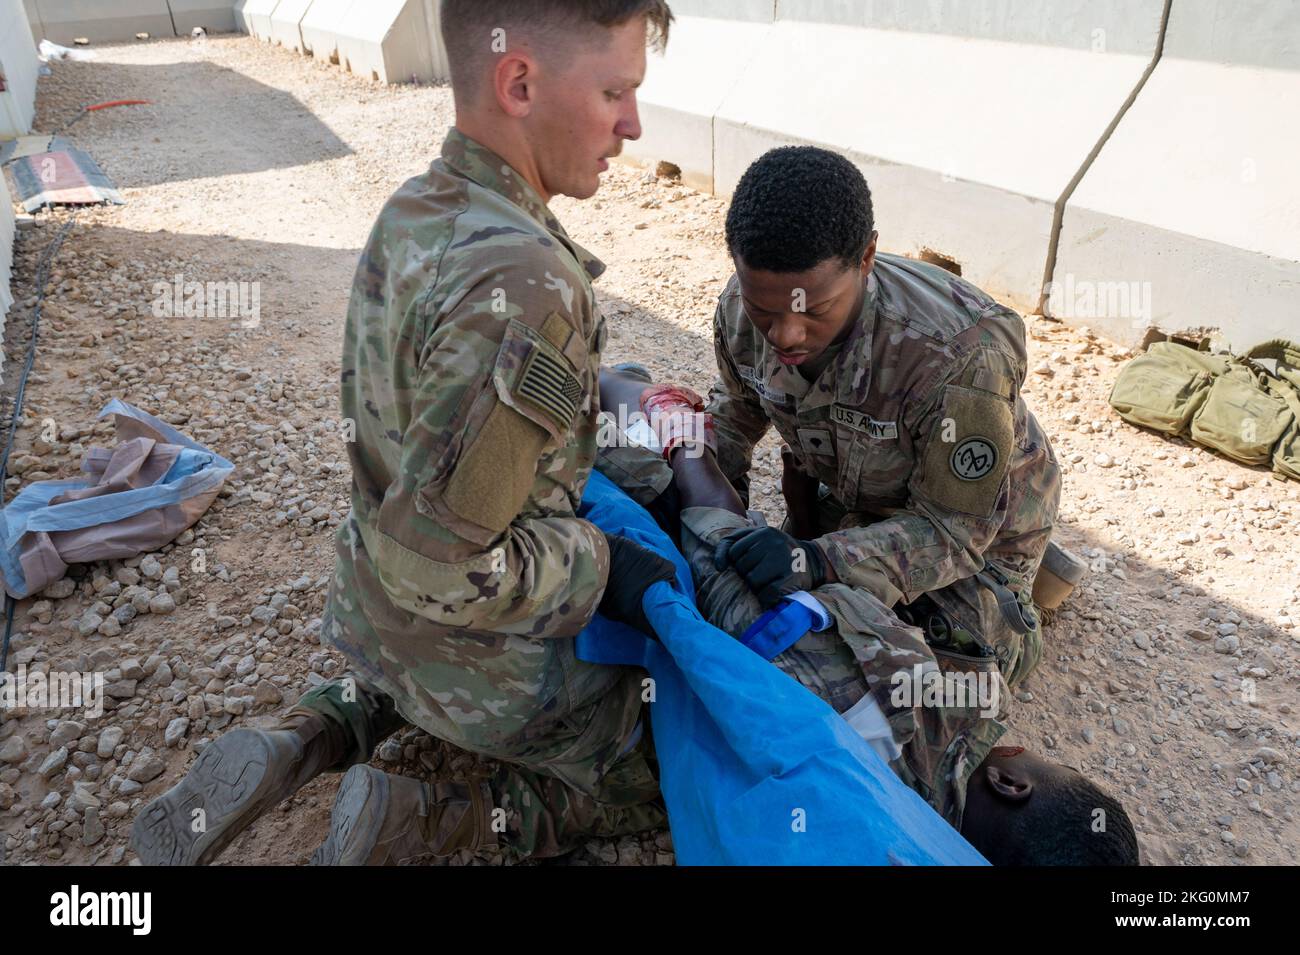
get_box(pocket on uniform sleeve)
[914,385,1014,518]
[425,319,584,542]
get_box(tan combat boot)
[130,712,346,865]
[310,764,495,865]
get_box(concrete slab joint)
[1053,0,1300,350]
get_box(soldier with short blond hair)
[133,0,677,866]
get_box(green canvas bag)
[1190,363,1293,465]
[1246,341,1300,480]
[1108,341,1227,434]
[1268,374,1300,480]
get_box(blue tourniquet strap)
[738,598,817,661]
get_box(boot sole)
[129,728,294,866]
[312,764,389,866]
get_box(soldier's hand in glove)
[598,532,678,638]
[714,526,830,609]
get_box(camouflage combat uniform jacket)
[323,129,623,757]
[708,253,1061,614]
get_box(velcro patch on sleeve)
[444,400,551,535]
[516,347,583,435]
[540,310,588,368]
[915,385,1014,517]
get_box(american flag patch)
[516,348,583,432]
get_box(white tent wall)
[0,171,15,385]
[2,0,40,138]
[1,0,37,362]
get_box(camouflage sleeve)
[704,301,771,505]
[817,345,1019,607]
[363,266,610,639]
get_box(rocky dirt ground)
[0,34,1295,867]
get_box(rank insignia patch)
[798,427,835,457]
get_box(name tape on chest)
[738,365,792,406]
[831,404,898,440]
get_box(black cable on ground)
[0,212,79,673]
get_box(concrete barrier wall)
[623,0,1298,349]
[2,0,40,138]
[1053,0,1300,350]
[626,15,770,194]
[14,1,1295,350]
[257,0,450,85]
[25,1,240,43]
[334,0,437,84]
[168,0,237,35]
[668,0,774,20]
[268,0,312,54]
[627,1,1167,312]
[32,0,177,44]
[243,0,277,42]
[775,0,1162,54]
[301,0,350,66]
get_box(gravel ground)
[0,34,1295,867]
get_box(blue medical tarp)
[576,468,987,866]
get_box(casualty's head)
[725,146,877,368]
[960,746,1140,865]
[440,0,673,201]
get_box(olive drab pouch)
[1190,363,1293,466]
[1245,340,1300,480]
[1108,341,1226,435]
[1271,376,1300,480]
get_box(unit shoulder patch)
[915,385,1014,517]
[950,436,999,481]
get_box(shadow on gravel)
[32,56,354,187]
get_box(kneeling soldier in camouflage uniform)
[597,142,1063,831]
[131,0,679,866]
[707,146,1064,826]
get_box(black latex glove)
[598,532,678,637]
[714,526,828,609]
